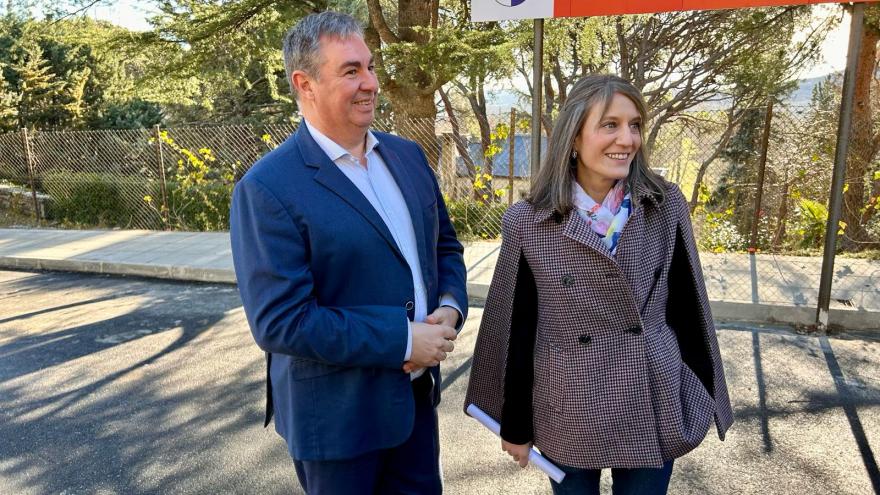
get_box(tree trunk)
[465,87,493,201]
[365,0,440,168]
[772,174,790,249]
[439,88,477,177]
[862,175,880,232]
[840,12,880,251]
[688,113,738,212]
[438,88,478,200]
[389,93,439,168]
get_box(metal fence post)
[817,3,865,330]
[749,101,774,253]
[21,128,40,223]
[509,108,515,207]
[154,124,170,229]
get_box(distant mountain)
[675,72,837,111]
[474,72,836,116]
[787,74,836,106]
[485,89,527,115]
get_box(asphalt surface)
[3,228,879,330]
[1,269,879,494]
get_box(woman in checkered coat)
[464,74,733,494]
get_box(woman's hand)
[501,439,533,468]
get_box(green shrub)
[446,199,506,240]
[695,209,746,253]
[144,131,234,232]
[791,198,828,249]
[156,179,232,231]
[43,170,145,227]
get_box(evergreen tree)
[712,107,766,239]
[10,41,66,129]
[0,70,18,130]
[95,99,164,129]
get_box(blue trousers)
[292,373,441,495]
[549,458,674,495]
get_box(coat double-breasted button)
[578,334,592,345]
[561,275,575,286]
[626,325,643,335]
[405,301,415,311]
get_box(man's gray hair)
[282,11,364,98]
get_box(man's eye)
[368,65,375,72]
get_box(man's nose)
[361,71,379,92]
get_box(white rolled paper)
[466,403,566,483]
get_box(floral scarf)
[572,180,632,255]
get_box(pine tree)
[10,41,66,129]
[0,69,19,131]
[713,107,766,239]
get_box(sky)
[86,0,154,32]
[799,3,850,79]
[85,1,849,80]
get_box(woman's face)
[573,92,642,186]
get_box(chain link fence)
[649,104,879,310]
[0,107,878,310]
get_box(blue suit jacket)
[230,123,468,462]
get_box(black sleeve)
[500,252,538,444]
[666,224,715,396]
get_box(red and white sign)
[472,0,875,21]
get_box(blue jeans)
[549,459,674,495]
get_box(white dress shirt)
[304,121,461,378]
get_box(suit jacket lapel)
[295,125,406,263]
[562,211,615,262]
[375,139,429,281]
[563,203,648,283]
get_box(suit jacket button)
[561,275,574,286]
[578,334,592,345]
[405,301,415,311]
[626,325,643,335]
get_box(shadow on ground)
[0,271,295,494]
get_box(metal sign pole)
[530,18,544,179]
[816,2,865,330]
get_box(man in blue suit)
[230,11,468,495]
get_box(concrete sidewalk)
[0,229,236,284]
[1,227,878,329]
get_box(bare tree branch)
[50,0,104,24]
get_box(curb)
[711,300,879,332]
[2,256,877,332]
[0,256,236,284]
[463,288,880,332]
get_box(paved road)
[1,270,879,494]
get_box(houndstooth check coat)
[465,182,733,469]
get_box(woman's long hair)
[529,74,666,213]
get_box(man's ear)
[291,71,313,100]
